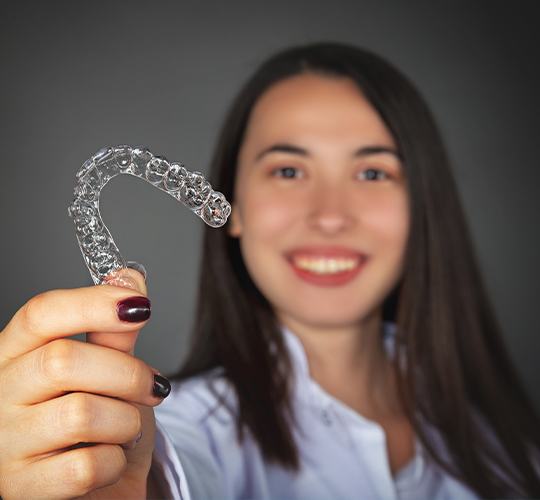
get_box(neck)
[279,310,400,418]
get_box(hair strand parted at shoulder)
[171,41,540,498]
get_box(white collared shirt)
[153,323,479,499]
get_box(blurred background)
[1,1,539,409]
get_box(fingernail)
[127,261,147,283]
[117,296,151,322]
[153,374,171,399]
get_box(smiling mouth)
[291,256,361,274]
[286,253,368,287]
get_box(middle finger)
[2,339,167,407]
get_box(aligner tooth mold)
[68,145,231,285]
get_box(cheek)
[236,189,299,302]
[240,188,303,243]
[361,190,410,250]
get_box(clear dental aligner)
[68,145,231,285]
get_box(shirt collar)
[279,320,401,415]
[280,320,399,380]
[279,322,427,484]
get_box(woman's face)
[229,73,409,332]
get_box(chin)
[277,302,382,332]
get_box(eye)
[357,168,389,181]
[271,166,304,179]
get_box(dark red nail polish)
[117,296,151,322]
[153,374,171,398]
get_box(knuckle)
[68,447,101,494]
[128,404,143,436]
[115,444,128,471]
[125,360,147,395]
[39,339,77,384]
[67,445,127,495]
[59,393,94,440]
[20,292,51,335]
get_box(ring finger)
[12,392,142,461]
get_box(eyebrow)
[254,143,402,162]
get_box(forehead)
[243,73,395,148]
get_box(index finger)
[0,285,150,363]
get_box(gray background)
[1,1,539,409]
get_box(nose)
[306,183,356,235]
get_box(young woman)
[151,42,540,499]
[0,42,538,500]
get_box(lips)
[285,246,368,287]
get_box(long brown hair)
[171,42,540,498]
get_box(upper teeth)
[293,257,359,274]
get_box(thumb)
[86,264,149,356]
